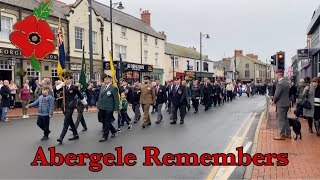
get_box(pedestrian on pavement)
[191,80,201,113]
[0,80,11,122]
[118,92,132,132]
[314,77,320,136]
[302,78,316,134]
[26,85,54,141]
[273,70,291,140]
[74,83,88,132]
[56,76,87,144]
[97,75,119,142]
[8,80,17,109]
[139,76,156,128]
[128,80,141,123]
[155,78,167,124]
[170,77,187,125]
[289,82,298,105]
[20,83,30,119]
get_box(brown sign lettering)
[0,47,58,60]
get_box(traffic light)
[276,52,285,70]
[271,55,276,65]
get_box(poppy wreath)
[10,1,55,72]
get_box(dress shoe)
[68,136,79,141]
[142,125,146,128]
[285,134,292,138]
[134,120,138,124]
[147,122,152,126]
[111,132,116,138]
[194,110,198,114]
[170,121,177,125]
[273,135,285,140]
[57,139,63,144]
[155,120,161,124]
[180,121,184,125]
[82,128,88,132]
[99,137,108,142]
[41,136,49,141]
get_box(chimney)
[141,10,151,25]
[235,50,243,57]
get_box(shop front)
[184,71,196,80]
[142,68,164,83]
[195,72,214,82]
[103,61,153,84]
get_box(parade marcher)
[118,92,132,132]
[213,81,222,107]
[200,78,212,111]
[185,76,192,112]
[166,80,174,114]
[170,77,187,124]
[220,81,226,104]
[119,80,132,122]
[226,82,234,102]
[238,83,243,97]
[191,80,201,113]
[97,75,119,142]
[245,83,252,98]
[1,80,11,122]
[182,80,191,112]
[155,78,167,124]
[74,83,88,132]
[56,76,87,144]
[128,80,141,123]
[151,81,158,114]
[273,70,291,140]
[26,85,54,141]
[139,76,156,128]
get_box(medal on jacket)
[178,90,182,94]
[69,90,73,93]
[107,91,111,95]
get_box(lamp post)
[110,0,124,80]
[88,0,94,81]
[200,32,210,81]
[0,8,6,31]
[171,55,175,80]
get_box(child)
[117,92,132,132]
[26,85,54,141]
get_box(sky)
[62,0,319,67]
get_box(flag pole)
[58,18,66,113]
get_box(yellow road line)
[206,112,253,180]
[219,112,258,179]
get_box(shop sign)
[0,47,58,60]
[103,61,153,72]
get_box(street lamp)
[88,0,94,82]
[200,32,210,81]
[110,0,124,80]
[170,55,175,80]
[0,8,6,32]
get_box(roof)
[237,55,265,65]
[0,0,70,19]
[307,4,320,35]
[74,0,164,39]
[165,43,211,61]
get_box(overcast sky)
[62,0,319,67]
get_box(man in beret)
[273,69,291,140]
[55,76,87,144]
[139,76,156,128]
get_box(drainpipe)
[97,18,104,75]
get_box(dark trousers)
[191,98,199,112]
[307,117,314,130]
[75,105,87,130]
[37,115,50,136]
[10,94,15,108]
[100,109,116,138]
[59,108,78,140]
[118,112,130,128]
[172,104,186,122]
[227,91,233,102]
[132,104,141,121]
[213,95,221,106]
[167,96,172,111]
[203,95,210,109]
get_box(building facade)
[0,0,69,84]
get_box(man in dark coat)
[170,77,187,124]
[213,81,222,107]
[1,80,11,122]
[200,78,212,111]
[155,78,167,124]
[166,80,174,114]
[128,80,141,123]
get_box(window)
[245,63,249,69]
[0,16,12,41]
[121,26,127,37]
[144,50,148,63]
[155,38,158,46]
[92,31,97,53]
[75,27,83,50]
[245,70,250,78]
[115,44,127,59]
[51,64,58,77]
[171,56,178,68]
[197,62,199,71]
[73,73,80,84]
[95,73,101,83]
[44,66,49,71]
[155,53,158,65]
[144,34,148,43]
[51,27,58,46]
[0,60,13,70]
[27,62,39,77]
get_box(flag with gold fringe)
[109,51,121,103]
[57,18,66,81]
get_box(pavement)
[0,95,266,179]
[247,105,320,179]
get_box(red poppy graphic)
[10,15,55,59]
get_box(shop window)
[44,66,49,71]
[75,27,83,50]
[27,62,39,77]
[115,44,127,60]
[0,16,12,41]
[51,64,58,77]
[94,73,101,83]
[0,60,12,70]
[92,31,97,53]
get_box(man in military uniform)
[155,78,167,124]
[56,76,87,144]
[97,75,119,142]
[139,76,156,128]
[128,80,141,123]
[171,77,187,124]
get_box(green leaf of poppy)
[31,55,41,72]
[33,2,53,20]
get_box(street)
[0,95,265,179]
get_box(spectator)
[314,77,320,136]
[289,82,298,105]
[20,83,30,119]
[303,77,317,134]
[1,80,11,122]
[298,78,309,101]
[8,80,18,109]
[86,82,96,107]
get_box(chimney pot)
[141,9,151,26]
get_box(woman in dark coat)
[302,78,316,133]
[313,78,320,136]
[1,80,11,122]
